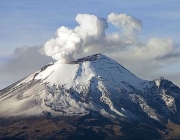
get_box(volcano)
[0,54,180,140]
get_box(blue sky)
[1,0,180,55]
[0,0,180,88]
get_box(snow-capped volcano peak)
[0,54,180,125]
[34,53,144,91]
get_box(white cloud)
[0,46,53,89]
[126,37,175,60]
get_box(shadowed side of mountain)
[0,113,163,140]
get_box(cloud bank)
[0,46,53,89]
[0,13,180,89]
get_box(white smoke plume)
[44,13,145,64]
[108,13,142,35]
[44,26,83,63]
[43,12,180,86]
[1,13,179,89]
[75,14,108,38]
[44,14,108,63]
[43,13,179,76]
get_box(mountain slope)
[0,53,180,125]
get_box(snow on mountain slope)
[0,54,180,124]
[35,54,146,90]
